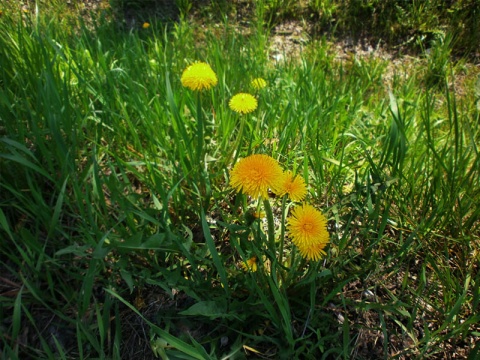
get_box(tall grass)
[308,0,480,58]
[0,2,479,359]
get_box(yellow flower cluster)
[180,62,266,115]
[229,154,329,261]
[228,77,267,115]
[230,154,307,202]
[178,63,329,262]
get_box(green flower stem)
[284,246,298,288]
[232,116,246,164]
[195,92,212,208]
[196,91,204,165]
[263,198,276,253]
[247,121,255,155]
[278,195,288,266]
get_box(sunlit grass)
[0,1,479,359]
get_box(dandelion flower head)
[287,204,329,261]
[181,62,218,91]
[142,22,150,29]
[296,241,328,262]
[251,77,267,90]
[241,257,258,272]
[277,171,307,202]
[229,93,258,114]
[230,154,283,199]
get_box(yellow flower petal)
[181,62,218,91]
[251,77,267,90]
[229,93,258,114]
[296,241,327,261]
[241,257,258,272]
[287,204,329,261]
[230,154,283,199]
[277,171,307,202]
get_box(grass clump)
[0,2,479,359]
[308,0,480,58]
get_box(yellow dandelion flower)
[181,62,218,91]
[277,171,307,202]
[229,93,258,114]
[287,204,329,261]
[230,154,284,199]
[142,22,150,29]
[296,241,328,262]
[241,257,258,272]
[251,77,267,90]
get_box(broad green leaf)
[179,300,227,319]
